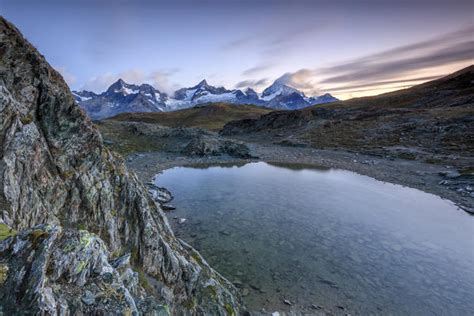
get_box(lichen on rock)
[0,16,242,314]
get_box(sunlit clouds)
[3,0,473,99]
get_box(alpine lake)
[154,162,474,315]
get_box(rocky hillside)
[0,16,241,315]
[222,66,474,163]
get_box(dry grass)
[107,103,272,131]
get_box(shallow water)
[154,162,474,314]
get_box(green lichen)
[79,231,93,248]
[75,260,87,274]
[191,252,203,265]
[163,305,171,315]
[110,209,117,216]
[63,243,75,253]
[138,270,150,290]
[205,284,218,300]
[0,224,17,241]
[224,303,235,316]
[0,264,8,284]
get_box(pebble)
[161,204,176,211]
[178,218,186,224]
[81,290,95,306]
[283,299,292,305]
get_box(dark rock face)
[0,17,241,314]
[182,135,253,158]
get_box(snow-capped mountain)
[74,79,168,120]
[74,78,337,119]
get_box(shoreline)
[125,142,473,215]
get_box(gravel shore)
[125,141,473,215]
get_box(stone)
[82,290,96,306]
[161,204,176,211]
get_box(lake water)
[154,162,474,315]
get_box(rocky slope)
[0,16,241,315]
[222,66,474,160]
[74,78,338,119]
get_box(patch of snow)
[195,92,237,103]
[72,92,92,102]
[261,89,282,101]
[115,87,139,95]
[184,88,197,101]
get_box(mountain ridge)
[74,78,338,119]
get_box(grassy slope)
[107,102,272,131]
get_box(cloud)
[242,64,274,76]
[327,75,442,92]
[81,69,179,93]
[54,66,76,86]
[319,25,474,85]
[274,69,322,96]
[221,35,258,51]
[235,78,269,89]
[221,20,327,59]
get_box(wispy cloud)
[327,75,442,92]
[242,63,274,76]
[274,69,321,96]
[81,69,179,93]
[319,25,474,85]
[221,20,327,66]
[235,78,269,89]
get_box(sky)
[1,0,473,99]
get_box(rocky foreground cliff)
[0,16,241,315]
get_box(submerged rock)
[0,17,241,314]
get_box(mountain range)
[73,78,338,119]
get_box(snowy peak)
[261,81,304,101]
[105,78,139,95]
[196,79,209,88]
[74,78,338,119]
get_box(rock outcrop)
[182,135,253,158]
[0,16,241,315]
